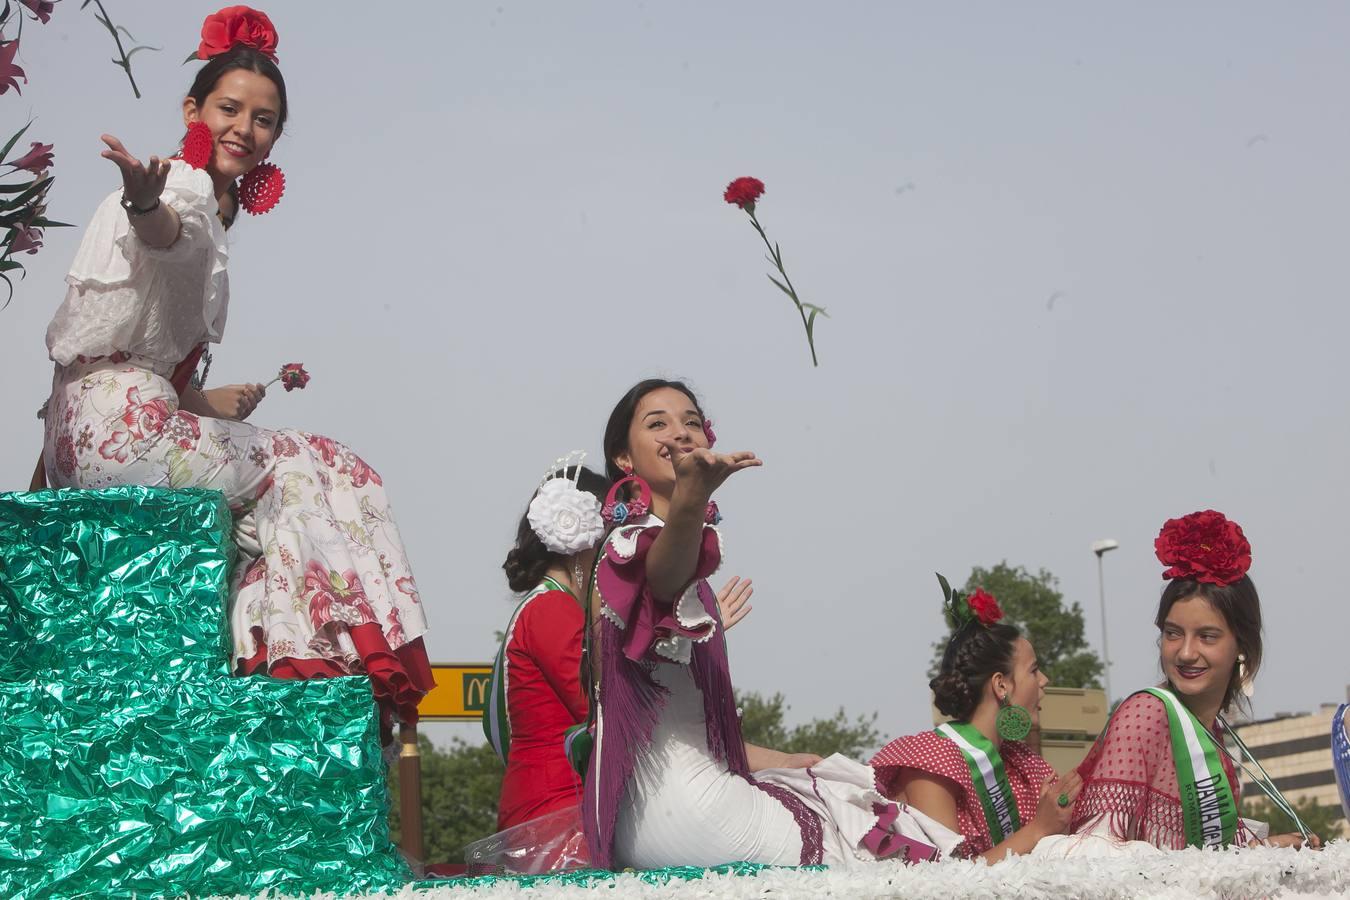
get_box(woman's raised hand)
[716,576,754,631]
[101,134,171,209]
[663,442,761,505]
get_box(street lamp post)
[1092,539,1119,704]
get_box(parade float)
[1,486,1346,899]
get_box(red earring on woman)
[239,152,285,215]
[178,122,214,170]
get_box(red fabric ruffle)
[238,627,433,744]
[870,731,1054,856]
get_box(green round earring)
[996,695,1032,742]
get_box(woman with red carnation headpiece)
[1063,510,1320,852]
[870,582,1080,861]
[37,6,431,741]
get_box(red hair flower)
[197,6,279,62]
[702,418,717,448]
[723,176,765,211]
[179,122,214,170]
[966,588,1004,626]
[1154,509,1251,586]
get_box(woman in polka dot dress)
[1069,511,1316,849]
[871,585,1080,861]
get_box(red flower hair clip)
[1154,509,1252,586]
[196,6,279,62]
[966,588,1004,626]
[937,574,1004,630]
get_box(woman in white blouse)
[38,7,431,741]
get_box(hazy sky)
[4,2,1348,748]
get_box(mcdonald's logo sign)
[419,663,493,721]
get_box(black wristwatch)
[120,194,161,216]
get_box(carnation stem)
[747,210,820,367]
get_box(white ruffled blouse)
[46,159,229,373]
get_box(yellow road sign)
[419,663,492,722]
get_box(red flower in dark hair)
[723,176,765,211]
[197,6,279,62]
[179,121,214,170]
[1154,509,1251,586]
[966,588,1003,626]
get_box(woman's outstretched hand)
[203,383,266,421]
[101,134,170,209]
[716,576,754,631]
[664,443,761,508]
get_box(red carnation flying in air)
[723,177,765,211]
[724,176,828,367]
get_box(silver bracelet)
[119,194,161,217]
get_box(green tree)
[736,690,881,759]
[1239,796,1346,841]
[927,562,1104,689]
[388,735,504,865]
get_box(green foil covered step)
[0,487,234,683]
[0,487,411,899]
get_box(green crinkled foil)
[0,487,235,684]
[0,487,412,899]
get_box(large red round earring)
[178,122,213,170]
[239,159,285,215]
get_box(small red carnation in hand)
[1154,509,1251,586]
[723,177,765,211]
[966,588,1003,626]
[179,122,214,170]
[278,363,309,391]
[197,5,279,61]
[264,362,310,392]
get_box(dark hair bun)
[930,621,1021,722]
[930,672,976,719]
[503,546,548,593]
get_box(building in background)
[1231,688,1349,836]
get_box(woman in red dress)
[871,581,1080,861]
[487,453,755,834]
[1069,510,1318,850]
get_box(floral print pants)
[42,358,429,721]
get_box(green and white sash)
[935,721,1021,845]
[1141,687,1238,848]
[483,577,573,764]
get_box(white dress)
[586,517,961,869]
[614,661,963,868]
[40,160,431,731]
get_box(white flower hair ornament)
[527,451,606,555]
